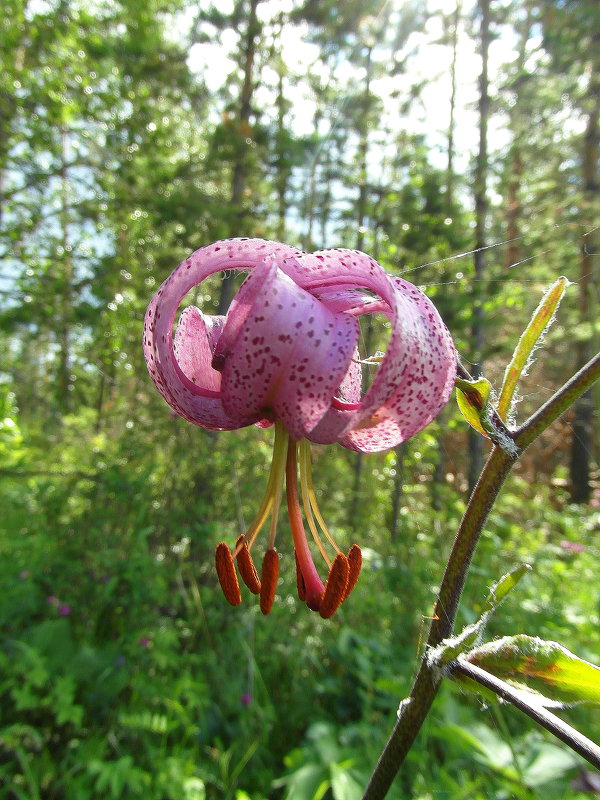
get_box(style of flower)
[144,238,456,617]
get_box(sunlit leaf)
[465,635,600,706]
[455,376,493,437]
[497,277,569,421]
[432,721,514,772]
[481,563,532,615]
[330,763,362,800]
[521,742,579,787]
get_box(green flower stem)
[451,659,600,770]
[362,350,600,800]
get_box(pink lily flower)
[144,238,456,617]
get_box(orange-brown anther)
[260,548,279,615]
[215,542,242,606]
[295,552,306,601]
[344,544,362,600]
[319,553,350,619]
[235,535,262,595]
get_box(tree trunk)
[467,0,491,496]
[433,0,461,507]
[274,15,289,242]
[355,45,372,253]
[302,69,324,250]
[445,0,461,215]
[57,126,72,409]
[275,62,287,241]
[505,146,522,268]
[504,5,533,269]
[349,50,374,528]
[218,0,260,315]
[570,55,599,503]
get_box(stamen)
[319,553,350,619]
[286,441,325,610]
[299,439,343,558]
[235,535,261,595]
[344,544,362,599]
[260,548,279,614]
[215,542,242,606]
[297,440,331,566]
[268,423,288,549]
[295,553,306,601]
[243,422,290,551]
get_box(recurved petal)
[292,249,456,451]
[219,262,360,440]
[314,287,391,317]
[211,256,274,368]
[307,347,362,444]
[340,276,456,452]
[174,307,224,392]
[143,238,300,430]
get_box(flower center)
[214,422,362,618]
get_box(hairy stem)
[362,446,514,800]
[362,350,600,800]
[451,659,600,770]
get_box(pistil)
[285,441,325,610]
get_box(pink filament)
[285,442,324,610]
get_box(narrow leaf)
[428,619,487,667]
[497,277,569,421]
[481,564,532,615]
[466,635,600,706]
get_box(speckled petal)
[211,256,275,368]
[143,238,301,430]
[314,287,391,317]
[144,238,455,445]
[307,347,362,444]
[339,275,456,452]
[292,249,456,451]
[174,307,224,392]
[219,263,359,440]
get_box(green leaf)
[432,721,514,772]
[481,564,533,615]
[465,635,600,706]
[429,619,487,667]
[280,764,327,800]
[521,741,579,787]
[329,763,362,800]
[455,377,493,437]
[497,277,569,421]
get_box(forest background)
[0,0,599,797]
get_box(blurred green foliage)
[1,415,598,798]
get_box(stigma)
[214,422,362,618]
